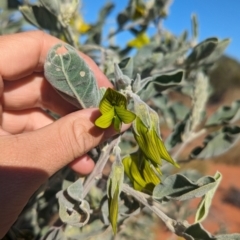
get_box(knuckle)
[59,116,95,159]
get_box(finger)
[0,30,112,88]
[2,73,78,115]
[69,154,95,175]
[2,108,54,134]
[0,108,127,236]
[0,108,123,176]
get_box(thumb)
[1,108,117,176]
[0,108,118,237]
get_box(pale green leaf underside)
[44,43,100,109]
[153,173,220,202]
[195,172,222,223]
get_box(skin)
[0,31,124,238]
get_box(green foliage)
[1,0,239,239]
[44,43,100,108]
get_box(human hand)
[0,31,119,237]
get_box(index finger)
[0,30,112,88]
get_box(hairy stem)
[82,136,121,198]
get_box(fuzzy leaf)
[191,14,198,40]
[204,38,231,64]
[186,37,218,64]
[67,178,83,202]
[57,190,90,227]
[118,57,134,78]
[20,5,58,31]
[195,172,222,223]
[136,69,184,94]
[191,126,240,159]
[153,173,220,202]
[107,155,124,234]
[183,223,215,240]
[42,227,65,240]
[206,100,240,126]
[44,43,100,109]
[216,234,240,240]
[39,0,60,16]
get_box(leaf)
[186,37,218,65]
[114,63,131,89]
[117,11,129,29]
[165,112,190,149]
[204,38,231,64]
[216,234,240,240]
[136,69,184,95]
[20,5,59,31]
[44,43,100,109]
[206,100,240,126]
[107,153,124,234]
[39,0,60,16]
[183,223,215,240]
[191,126,240,159]
[118,57,134,78]
[57,190,90,227]
[191,14,198,40]
[41,227,66,240]
[67,178,83,202]
[153,173,220,202]
[195,172,222,223]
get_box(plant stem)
[122,184,189,235]
[172,128,207,160]
[82,136,120,198]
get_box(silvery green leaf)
[20,5,59,31]
[44,43,100,108]
[41,227,66,240]
[39,0,60,16]
[132,95,151,129]
[186,37,218,65]
[183,223,215,240]
[153,173,220,202]
[165,113,190,149]
[67,178,83,201]
[152,48,188,71]
[191,14,198,40]
[195,172,222,223]
[206,100,240,126]
[118,57,133,78]
[132,74,141,93]
[114,63,131,89]
[57,190,90,227]
[136,69,184,95]
[191,126,240,159]
[216,234,240,240]
[204,38,231,64]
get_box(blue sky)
[82,0,240,61]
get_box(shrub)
[1,0,240,239]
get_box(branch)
[122,184,189,236]
[82,136,120,198]
[172,128,207,160]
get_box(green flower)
[123,152,161,192]
[133,116,179,168]
[95,88,136,132]
[107,148,124,234]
